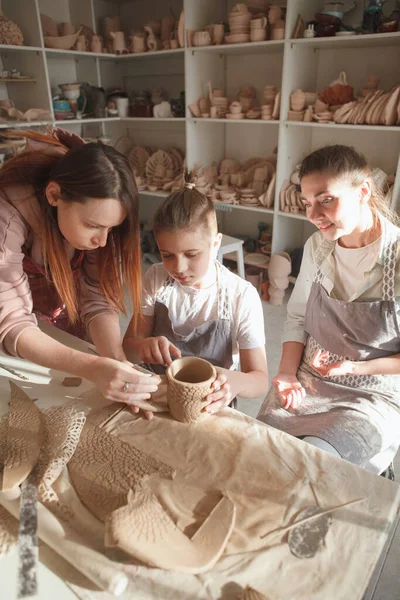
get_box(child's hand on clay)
[139,336,181,366]
[204,369,235,414]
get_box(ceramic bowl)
[225,33,250,44]
[44,30,81,50]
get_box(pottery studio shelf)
[189,40,284,55]
[189,118,280,125]
[3,0,400,264]
[0,78,36,83]
[289,31,400,50]
[221,251,297,284]
[283,121,400,133]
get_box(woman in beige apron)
[258,145,400,476]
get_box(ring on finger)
[123,382,130,393]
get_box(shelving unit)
[0,0,399,263]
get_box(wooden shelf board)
[189,118,279,125]
[289,31,400,50]
[190,40,284,55]
[283,120,400,133]
[0,78,36,83]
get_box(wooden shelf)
[190,40,284,55]
[0,44,43,53]
[0,78,36,83]
[283,121,400,133]
[288,31,400,50]
[278,211,309,222]
[118,48,184,60]
[189,118,279,125]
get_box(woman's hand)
[86,357,161,405]
[138,336,181,366]
[311,349,354,378]
[204,369,235,414]
[272,373,306,410]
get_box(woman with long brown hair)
[0,128,159,404]
[258,145,400,478]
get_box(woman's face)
[300,171,371,241]
[47,182,126,250]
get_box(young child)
[123,182,269,418]
[258,145,400,477]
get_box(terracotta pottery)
[268,252,291,306]
[110,31,127,54]
[59,22,75,36]
[193,30,211,46]
[166,357,216,423]
[90,35,103,53]
[130,33,146,53]
[0,10,24,45]
[230,101,242,114]
[44,28,82,50]
[268,6,283,25]
[251,17,267,29]
[250,28,266,41]
[290,89,306,111]
[210,23,225,45]
[76,35,88,52]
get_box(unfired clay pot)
[166,357,216,423]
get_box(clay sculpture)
[105,480,236,573]
[166,357,216,423]
[0,382,44,492]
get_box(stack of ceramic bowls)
[227,4,251,43]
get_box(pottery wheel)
[288,507,332,559]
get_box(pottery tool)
[0,492,129,597]
[0,362,29,380]
[260,497,366,541]
[17,465,39,598]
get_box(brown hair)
[153,184,218,237]
[299,144,399,226]
[0,130,142,330]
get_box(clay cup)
[166,357,216,423]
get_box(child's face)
[156,227,221,287]
[300,171,371,241]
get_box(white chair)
[217,234,245,279]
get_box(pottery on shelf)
[44,27,82,50]
[59,22,75,36]
[193,30,212,46]
[102,15,120,53]
[110,30,127,54]
[290,89,306,111]
[144,26,162,52]
[40,14,58,37]
[268,253,291,306]
[90,35,103,53]
[76,35,88,52]
[0,10,24,45]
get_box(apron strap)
[382,239,398,302]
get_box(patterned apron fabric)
[258,238,400,469]
[23,250,87,339]
[148,262,234,376]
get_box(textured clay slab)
[288,507,332,559]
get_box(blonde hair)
[153,182,218,237]
[299,145,399,227]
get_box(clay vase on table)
[166,357,216,423]
[268,252,291,306]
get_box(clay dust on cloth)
[1,387,400,600]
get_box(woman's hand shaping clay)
[138,336,181,366]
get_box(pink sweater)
[0,130,118,357]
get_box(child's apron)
[259,236,400,471]
[149,262,234,376]
[23,249,86,339]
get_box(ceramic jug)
[90,35,103,53]
[110,31,127,54]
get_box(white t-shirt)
[332,237,381,301]
[142,261,266,370]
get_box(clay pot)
[130,33,146,53]
[90,35,102,53]
[268,6,283,25]
[166,357,216,423]
[110,31,127,54]
[268,252,291,306]
[251,17,267,29]
[209,23,225,45]
[230,101,242,114]
[76,35,88,52]
[193,30,212,46]
[271,27,285,40]
[290,89,306,111]
[250,28,266,41]
[59,22,75,36]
